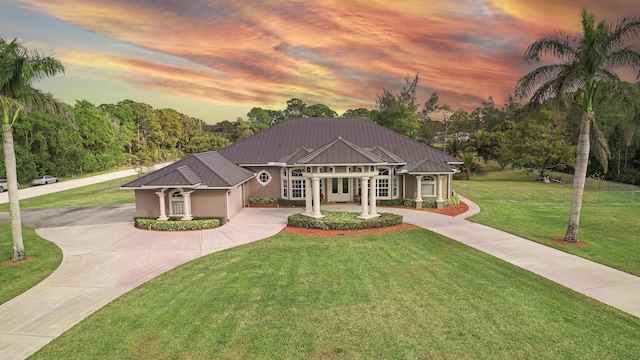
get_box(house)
[122,117,462,221]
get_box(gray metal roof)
[123,151,255,188]
[368,146,406,165]
[402,158,458,173]
[296,137,387,165]
[219,117,461,171]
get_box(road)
[0,164,169,205]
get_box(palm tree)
[515,8,640,242]
[1,38,65,261]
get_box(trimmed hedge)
[287,212,403,231]
[134,217,224,231]
[249,197,306,207]
[249,197,278,204]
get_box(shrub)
[287,212,403,230]
[378,198,404,206]
[277,198,306,207]
[250,197,278,204]
[403,198,416,207]
[444,193,461,207]
[134,217,224,231]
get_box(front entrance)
[329,177,351,202]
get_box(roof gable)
[123,151,254,189]
[296,137,387,165]
[402,158,457,173]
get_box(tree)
[374,74,421,136]
[515,8,640,242]
[0,38,65,261]
[502,121,575,177]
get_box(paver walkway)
[1,200,639,360]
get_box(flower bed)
[287,211,403,231]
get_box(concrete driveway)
[0,204,136,229]
[0,207,298,360]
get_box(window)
[282,179,288,197]
[376,178,389,197]
[393,177,398,197]
[421,176,436,196]
[291,168,303,177]
[256,170,272,186]
[376,167,390,198]
[292,179,306,198]
[169,191,184,216]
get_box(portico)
[301,167,380,219]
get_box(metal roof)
[296,137,387,165]
[123,151,255,188]
[401,158,458,173]
[218,117,461,171]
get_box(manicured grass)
[32,230,640,359]
[468,202,640,276]
[454,169,640,276]
[0,176,136,211]
[0,223,62,305]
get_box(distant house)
[122,117,462,221]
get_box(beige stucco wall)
[191,190,228,218]
[134,189,161,217]
[246,166,282,199]
[403,174,453,201]
[134,188,231,219]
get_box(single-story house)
[122,117,462,221]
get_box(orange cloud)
[11,0,640,121]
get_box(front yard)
[31,229,640,359]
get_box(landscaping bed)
[287,211,403,230]
[134,217,225,231]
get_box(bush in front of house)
[134,217,225,231]
[276,198,306,207]
[249,197,278,204]
[287,211,403,230]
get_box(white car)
[32,175,58,186]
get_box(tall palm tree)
[515,8,640,242]
[1,38,65,261]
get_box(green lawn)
[31,229,640,359]
[0,175,137,211]
[0,223,62,305]
[454,168,640,276]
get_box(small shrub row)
[378,198,405,206]
[134,217,224,231]
[287,212,403,230]
[249,197,278,204]
[249,197,306,207]
[400,194,460,208]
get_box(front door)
[329,177,351,202]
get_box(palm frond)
[523,33,576,63]
[607,48,640,79]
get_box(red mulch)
[551,238,587,247]
[281,223,420,236]
[1,256,37,266]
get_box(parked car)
[0,179,19,192]
[32,175,58,186]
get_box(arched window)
[376,167,391,198]
[169,190,185,217]
[421,176,436,196]
[290,168,305,198]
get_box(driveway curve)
[0,207,298,360]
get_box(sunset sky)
[1,0,638,123]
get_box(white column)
[304,177,312,215]
[415,175,423,209]
[312,177,322,217]
[181,190,194,220]
[359,176,369,218]
[155,189,168,220]
[369,176,377,216]
[436,175,444,208]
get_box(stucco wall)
[246,166,282,199]
[191,190,228,218]
[134,190,162,217]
